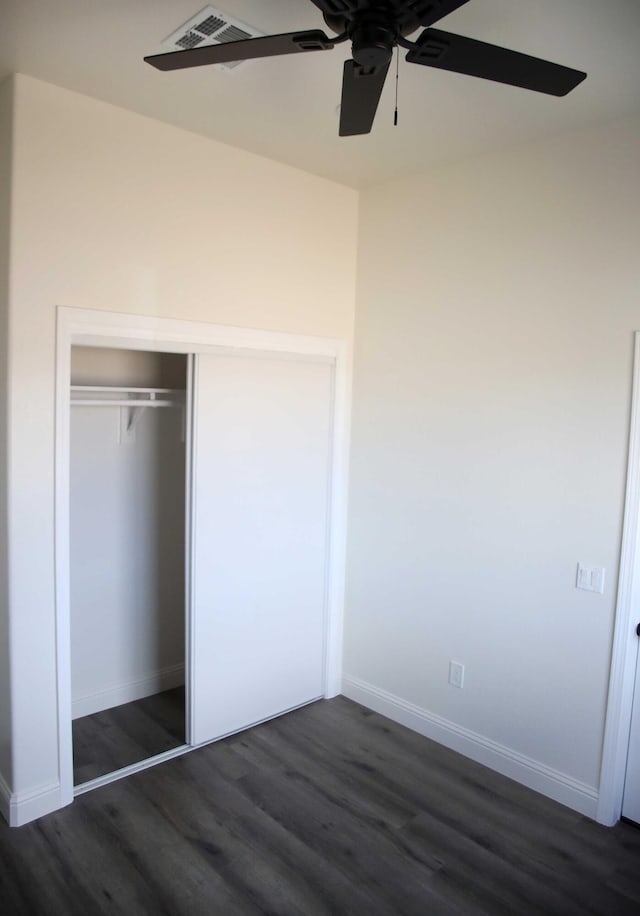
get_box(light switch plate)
[576,563,605,594]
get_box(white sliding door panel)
[192,352,333,744]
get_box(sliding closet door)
[191,352,333,745]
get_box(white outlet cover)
[576,563,605,594]
[449,660,465,689]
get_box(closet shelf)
[70,386,185,408]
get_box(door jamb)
[55,306,350,804]
[598,331,640,825]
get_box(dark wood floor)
[2,696,640,915]
[72,687,186,784]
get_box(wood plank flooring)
[72,688,186,785]
[2,696,640,915]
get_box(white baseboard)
[342,674,599,820]
[1,777,68,828]
[72,663,185,720]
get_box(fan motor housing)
[324,9,404,68]
[352,21,396,66]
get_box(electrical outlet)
[576,563,605,594]
[449,660,465,689]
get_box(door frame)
[55,306,350,805]
[598,331,640,825]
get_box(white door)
[622,625,640,823]
[190,351,333,745]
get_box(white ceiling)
[1,0,639,188]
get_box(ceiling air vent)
[161,5,264,70]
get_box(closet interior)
[69,346,188,785]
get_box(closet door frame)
[55,306,350,806]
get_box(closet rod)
[70,386,177,393]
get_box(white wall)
[345,115,640,815]
[4,74,357,818]
[70,348,186,718]
[0,76,14,813]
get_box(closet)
[69,347,188,785]
[63,331,336,796]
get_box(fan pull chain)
[394,45,399,126]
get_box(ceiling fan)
[144,1,587,137]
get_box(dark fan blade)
[308,1,469,26]
[412,1,472,28]
[145,30,335,72]
[407,28,586,95]
[306,1,358,15]
[339,59,390,136]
